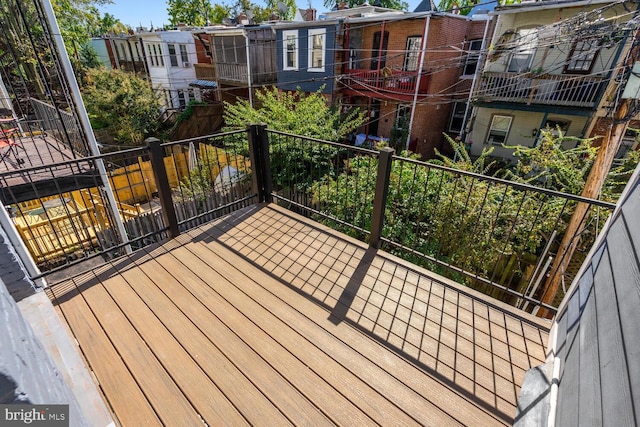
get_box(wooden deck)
[47,203,550,426]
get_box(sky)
[99,0,423,29]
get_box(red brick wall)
[193,34,212,64]
[351,16,488,158]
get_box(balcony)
[4,127,618,425]
[477,72,607,108]
[343,69,429,100]
[215,62,249,85]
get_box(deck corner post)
[247,123,272,203]
[145,137,179,238]
[369,147,394,249]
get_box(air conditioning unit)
[183,61,190,67]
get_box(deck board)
[49,204,550,426]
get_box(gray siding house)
[274,22,338,95]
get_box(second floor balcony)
[477,72,607,108]
[343,68,429,100]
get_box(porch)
[48,203,549,426]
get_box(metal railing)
[264,127,615,313]
[1,124,616,313]
[477,72,606,107]
[30,98,87,156]
[0,129,253,277]
[344,68,428,94]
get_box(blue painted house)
[274,21,339,96]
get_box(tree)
[323,0,408,11]
[224,87,366,188]
[224,87,365,141]
[230,0,271,23]
[167,0,218,26]
[82,68,161,145]
[52,0,113,59]
[265,0,296,20]
[437,0,520,16]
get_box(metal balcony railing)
[2,126,616,314]
[477,72,607,107]
[344,68,428,94]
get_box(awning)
[189,79,218,89]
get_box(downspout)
[406,14,430,150]
[461,15,491,143]
[42,0,131,254]
[244,30,253,107]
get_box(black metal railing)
[1,124,617,312]
[0,129,253,277]
[263,127,616,313]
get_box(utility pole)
[538,32,640,317]
[538,97,632,317]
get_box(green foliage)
[230,0,271,23]
[177,100,207,123]
[265,0,297,20]
[167,0,218,26]
[82,68,160,145]
[504,128,597,195]
[211,4,232,24]
[437,0,521,15]
[323,0,408,11]
[306,131,605,300]
[79,44,102,70]
[224,87,366,141]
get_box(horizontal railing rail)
[477,72,606,107]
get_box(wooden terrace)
[47,204,550,426]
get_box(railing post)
[146,137,179,238]
[247,124,272,203]
[369,147,394,249]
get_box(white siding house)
[138,30,201,111]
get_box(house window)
[119,44,127,61]
[308,29,326,72]
[168,44,178,67]
[158,45,164,66]
[403,36,422,72]
[177,91,186,109]
[283,30,298,70]
[564,38,600,74]
[151,44,158,67]
[395,104,411,128]
[371,31,389,70]
[180,44,189,66]
[486,115,512,145]
[508,29,537,73]
[463,40,482,76]
[448,101,467,133]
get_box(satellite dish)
[278,2,289,16]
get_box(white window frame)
[283,30,298,71]
[168,44,178,67]
[486,115,512,145]
[308,28,326,72]
[179,44,189,66]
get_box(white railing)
[215,63,248,83]
[477,72,607,107]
